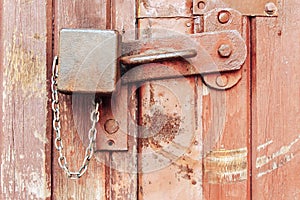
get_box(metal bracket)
[193,0,278,16]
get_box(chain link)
[51,56,101,179]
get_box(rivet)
[104,119,119,134]
[216,75,228,87]
[265,2,277,15]
[197,1,206,10]
[218,10,231,24]
[218,44,232,57]
[186,22,192,27]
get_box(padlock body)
[58,29,120,93]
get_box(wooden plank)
[138,77,203,200]
[137,15,205,199]
[109,1,138,199]
[252,1,300,198]
[201,16,251,199]
[52,0,108,199]
[138,0,192,18]
[138,8,251,200]
[0,0,52,199]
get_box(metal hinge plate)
[193,0,279,16]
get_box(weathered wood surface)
[0,0,52,199]
[109,1,139,200]
[1,0,299,199]
[252,0,300,199]
[137,1,251,199]
[52,0,108,199]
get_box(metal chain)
[51,56,101,179]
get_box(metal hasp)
[58,28,246,93]
[121,30,246,83]
[193,0,278,16]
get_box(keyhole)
[107,140,115,146]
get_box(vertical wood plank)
[252,1,300,198]
[52,1,108,199]
[137,4,205,196]
[202,17,251,200]
[109,1,138,199]
[0,0,52,199]
[138,77,203,200]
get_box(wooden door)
[0,0,299,199]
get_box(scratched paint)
[257,140,273,151]
[256,134,300,177]
[256,134,300,169]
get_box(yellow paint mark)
[204,147,247,183]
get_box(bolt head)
[197,1,206,10]
[218,10,231,24]
[216,75,228,87]
[218,44,232,57]
[265,2,277,15]
[104,119,119,134]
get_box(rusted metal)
[122,30,246,83]
[104,119,120,134]
[218,10,231,24]
[202,70,242,90]
[193,0,278,16]
[120,49,197,65]
[58,27,246,89]
[218,44,232,57]
[264,2,277,15]
[95,94,128,151]
[58,29,121,93]
[202,8,244,90]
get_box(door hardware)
[58,29,246,93]
[52,8,248,179]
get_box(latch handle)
[120,49,197,65]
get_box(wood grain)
[137,13,204,199]
[252,0,300,198]
[202,14,251,200]
[109,1,138,199]
[137,3,251,199]
[0,0,52,199]
[52,0,108,199]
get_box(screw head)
[265,2,277,15]
[216,75,228,87]
[218,44,232,57]
[104,119,119,134]
[218,10,231,24]
[197,1,206,10]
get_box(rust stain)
[204,148,247,183]
[141,110,181,148]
